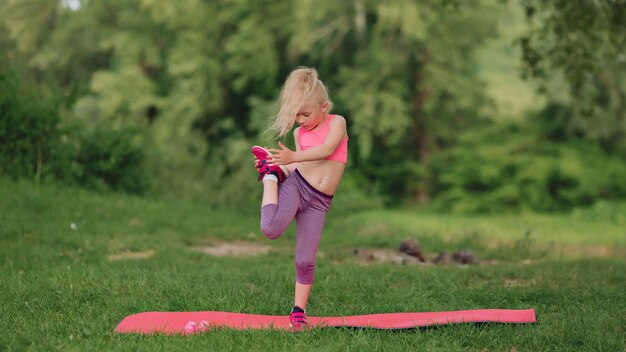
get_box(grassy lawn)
[1,180,625,351]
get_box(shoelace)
[290,312,307,325]
[256,160,272,181]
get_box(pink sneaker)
[251,146,288,183]
[289,311,309,331]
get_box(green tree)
[1,0,504,206]
[517,0,626,154]
[288,0,498,202]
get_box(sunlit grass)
[1,179,624,351]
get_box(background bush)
[0,67,150,195]
[430,120,626,213]
[0,70,60,182]
[52,123,150,194]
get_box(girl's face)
[296,100,329,131]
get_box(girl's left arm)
[269,116,347,165]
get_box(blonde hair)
[268,67,333,138]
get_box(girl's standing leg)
[294,282,313,310]
[293,204,329,309]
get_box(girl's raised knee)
[261,224,282,239]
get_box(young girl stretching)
[252,67,348,331]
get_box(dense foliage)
[0,0,624,211]
[431,117,626,213]
[0,70,59,182]
[0,66,149,194]
[517,0,626,154]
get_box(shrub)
[64,124,150,194]
[430,122,626,213]
[0,70,60,181]
[0,68,150,194]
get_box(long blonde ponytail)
[268,67,333,138]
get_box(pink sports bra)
[298,114,348,164]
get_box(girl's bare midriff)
[295,159,345,196]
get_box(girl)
[251,67,348,331]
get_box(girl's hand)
[269,142,296,165]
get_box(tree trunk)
[411,56,431,204]
[35,139,42,185]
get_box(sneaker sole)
[251,146,272,160]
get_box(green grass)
[1,179,625,351]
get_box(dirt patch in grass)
[349,244,625,267]
[553,244,626,258]
[357,222,394,236]
[504,278,537,287]
[352,248,426,265]
[191,241,271,257]
[480,237,626,258]
[351,248,490,266]
[351,238,486,266]
[108,250,155,261]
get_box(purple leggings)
[260,169,333,285]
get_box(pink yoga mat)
[116,309,536,334]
